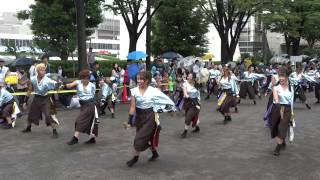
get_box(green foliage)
[303,48,320,57]
[302,12,320,48]
[241,53,251,61]
[17,0,103,60]
[151,0,209,57]
[263,0,320,52]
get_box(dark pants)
[207,78,217,97]
[315,83,320,101]
[239,81,255,100]
[270,104,291,139]
[16,88,28,107]
[294,85,306,103]
[100,95,115,113]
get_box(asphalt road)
[0,93,320,180]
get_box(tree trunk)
[220,32,230,65]
[129,33,138,53]
[284,34,291,55]
[60,50,69,61]
[307,38,315,49]
[291,37,300,56]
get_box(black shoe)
[21,125,31,133]
[52,129,59,138]
[227,116,232,122]
[126,156,139,167]
[148,151,159,162]
[205,95,210,100]
[253,100,257,105]
[85,138,96,144]
[181,130,187,138]
[273,144,281,156]
[306,104,311,109]
[3,123,13,129]
[111,113,115,119]
[99,111,106,116]
[223,116,228,124]
[67,136,78,145]
[238,99,241,104]
[192,126,200,133]
[235,107,238,113]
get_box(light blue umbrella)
[127,51,148,60]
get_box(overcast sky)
[0,0,34,12]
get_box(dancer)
[289,64,313,109]
[314,70,320,103]
[21,63,60,138]
[65,69,99,145]
[217,67,238,124]
[126,71,175,167]
[174,75,184,111]
[264,70,280,127]
[205,64,221,100]
[181,73,201,138]
[270,69,293,156]
[239,65,265,104]
[0,81,17,129]
[99,78,115,118]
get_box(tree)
[17,0,103,60]
[263,0,320,55]
[105,0,162,53]
[199,0,270,64]
[151,0,209,57]
[302,13,320,48]
[105,0,147,54]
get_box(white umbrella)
[270,56,289,64]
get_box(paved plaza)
[0,94,320,180]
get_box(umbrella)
[226,61,237,69]
[0,56,15,65]
[11,58,34,66]
[178,56,202,71]
[270,56,289,64]
[128,63,140,79]
[127,51,147,60]
[160,52,183,60]
[202,53,214,60]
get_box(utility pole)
[75,0,87,72]
[146,0,152,71]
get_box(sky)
[0,0,34,12]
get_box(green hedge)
[46,60,128,77]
